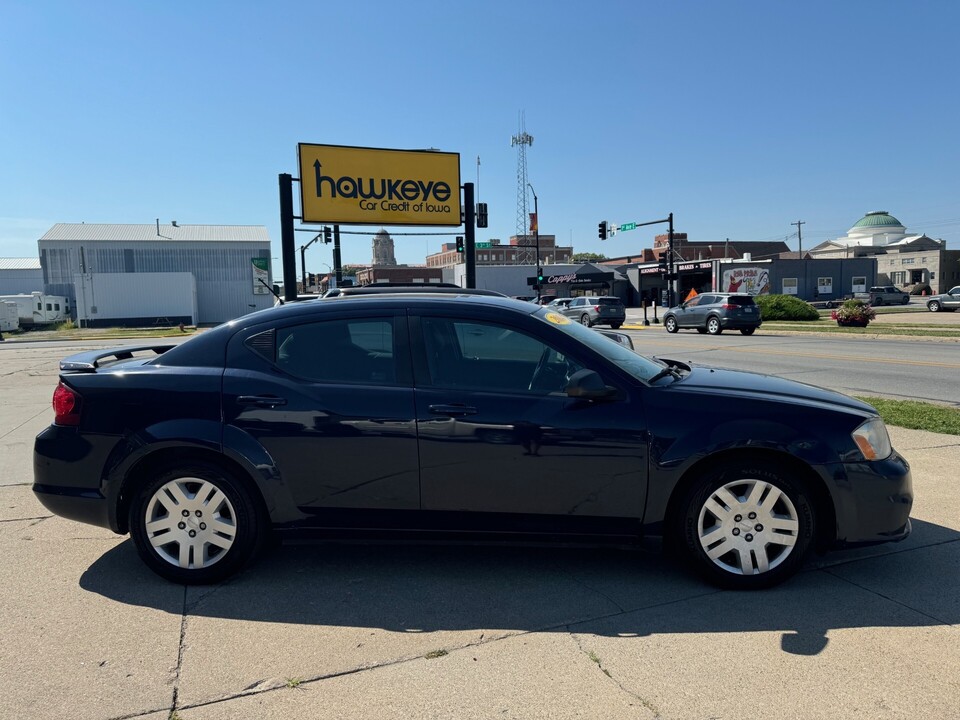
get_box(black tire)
[928,301,941,312]
[901,296,910,305]
[740,327,756,336]
[579,314,592,327]
[610,323,623,330]
[706,316,723,335]
[675,460,816,589]
[873,297,883,306]
[129,461,265,584]
[664,316,679,333]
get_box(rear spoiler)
[59,345,175,372]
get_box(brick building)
[426,234,573,269]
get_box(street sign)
[476,242,491,249]
[620,222,637,232]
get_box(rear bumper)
[719,316,761,329]
[33,483,113,531]
[33,424,119,532]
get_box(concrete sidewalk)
[1,344,958,720]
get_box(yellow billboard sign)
[298,144,461,226]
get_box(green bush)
[55,319,76,331]
[754,294,820,321]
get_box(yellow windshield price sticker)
[544,312,571,325]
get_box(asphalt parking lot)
[1,342,958,719]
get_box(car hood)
[672,366,875,415]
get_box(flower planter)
[836,319,869,328]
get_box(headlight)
[852,417,892,461]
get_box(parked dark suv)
[34,294,911,589]
[663,293,761,335]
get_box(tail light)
[53,382,82,427]
[721,304,737,310]
[594,305,601,312]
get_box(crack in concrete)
[570,631,661,718]
[561,571,626,614]
[822,565,960,631]
[0,405,48,440]
[0,515,51,524]
[169,585,189,718]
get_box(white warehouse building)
[38,223,274,326]
[0,257,44,295]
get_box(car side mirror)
[565,369,617,400]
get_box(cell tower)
[511,112,535,265]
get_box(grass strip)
[855,396,960,435]
[761,323,960,338]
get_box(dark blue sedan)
[33,294,911,589]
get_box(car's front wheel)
[928,300,941,312]
[129,462,265,584]
[677,461,815,589]
[706,316,723,335]
[664,316,679,333]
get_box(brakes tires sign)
[298,144,461,226]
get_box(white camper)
[0,292,71,327]
[0,302,19,332]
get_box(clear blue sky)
[2,0,958,272]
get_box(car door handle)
[237,395,288,408]
[428,404,478,417]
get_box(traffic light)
[476,203,488,228]
[323,226,332,243]
[598,221,608,241]
[537,267,544,284]
[455,236,464,253]
[657,258,668,272]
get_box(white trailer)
[0,302,19,332]
[0,292,71,327]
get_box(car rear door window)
[276,318,398,385]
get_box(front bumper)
[830,451,913,548]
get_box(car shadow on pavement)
[79,518,959,657]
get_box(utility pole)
[792,220,805,258]
[792,219,806,300]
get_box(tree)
[572,252,607,262]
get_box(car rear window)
[727,295,756,306]
[597,298,623,306]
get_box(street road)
[624,329,960,407]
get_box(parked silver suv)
[926,286,960,312]
[663,293,761,335]
[559,296,626,329]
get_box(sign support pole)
[464,182,476,288]
[333,225,343,285]
[279,173,298,302]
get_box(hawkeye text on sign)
[298,144,462,226]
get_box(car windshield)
[535,307,663,382]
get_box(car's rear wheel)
[740,327,756,335]
[928,300,941,312]
[610,323,622,330]
[664,316,679,333]
[706,316,722,335]
[580,314,592,327]
[129,462,264,584]
[873,297,883,306]
[677,461,815,589]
